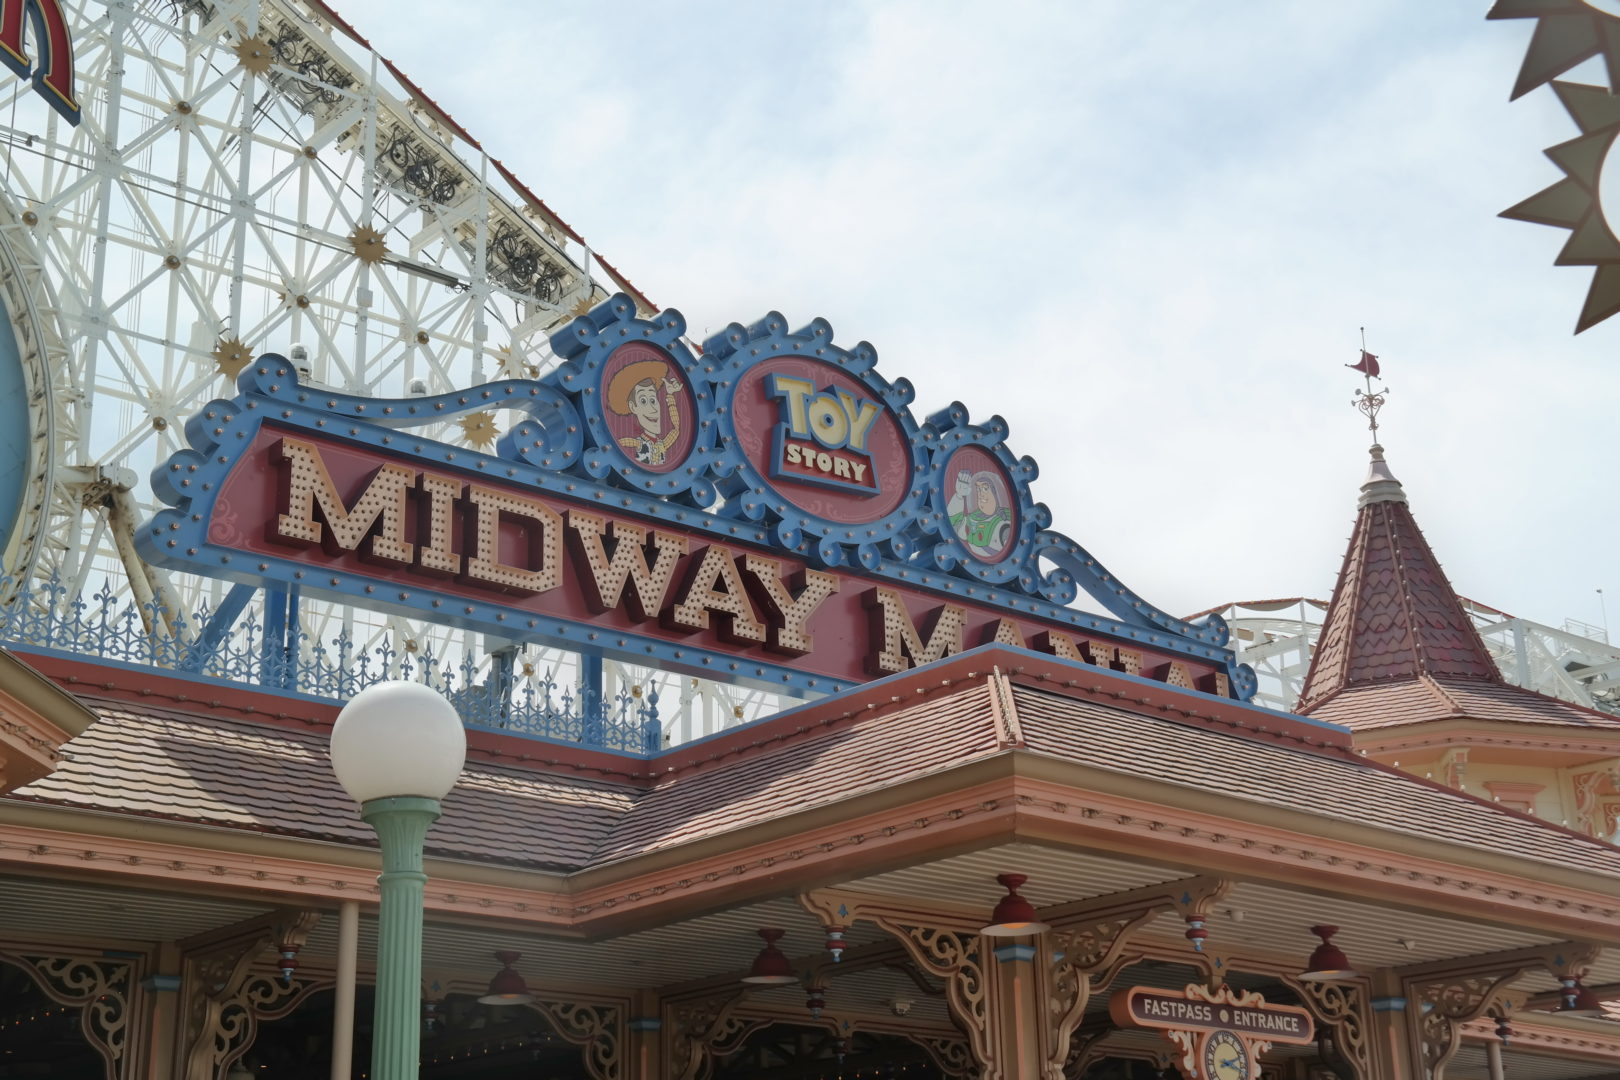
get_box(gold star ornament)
[233,35,273,76]
[349,226,387,264]
[458,411,499,450]
[212,336,253,381]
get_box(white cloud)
[337,0,1620,625]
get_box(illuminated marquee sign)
[0,0,80,124]
[141,297,1253,700]
[1109,984,1314,1080]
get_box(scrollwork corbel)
[1400,941,1597,1079]
[2,950,137,1080]
[801,889,992,1067]
[178,908,320,1080]
[663,988,765,1080]
[912,1033,974,1079]
[1280,974,1373,1080]
[529,997,624,1080]
[1040,876,1230,1075]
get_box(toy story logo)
[765,373,882,493]
[141,296,1253,703]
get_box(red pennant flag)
[1347,350,1380,377]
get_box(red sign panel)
[202,423,1233,696]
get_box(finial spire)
[1347,328,1388,443]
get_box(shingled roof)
[1297,445,1620,732]
[10,650,1620,885]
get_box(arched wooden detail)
[1398,942,1599,1080]
[1278,974,1372,1080]
[908,1032,973,1078]
[801,891,990,1068]
[663,987,766,1080]
[0,948,140,1080]
[176,908,321,1080]
[527,996,625,1080]
[1040,877,1229,1075]
[805,877,1229,1080]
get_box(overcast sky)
[337,0,1619,629]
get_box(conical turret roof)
[1297,446,1620,732]
[1298,446,1501,710]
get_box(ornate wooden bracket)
[177,908,321,1080]
[1040,876,1230,1075]
[0,948,139,1080]
[1277,975,1373,1080]
[529,997,625,1080]
[802,889,990,1068]
[911,1032,975,1078]
[663,987,765,1080]
[1399,941,1600,1080]
[1568,758,1620,835]
[803,881,1229,1080]
[1438,748,1469,791]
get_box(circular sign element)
[942,445,1016,563]
[730,356,911,526]
[1203,1030,1250,1080]
[599,342,695,474]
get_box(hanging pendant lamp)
[981,873,1051,937]
[1299,925,1359,981]
[741,928,798,985]
[478,950,534,1005]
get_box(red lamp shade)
[1300,925,1358,981]
[741,928,798,985]
[478,950,533,1005]
[981,873,1051,937]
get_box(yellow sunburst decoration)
[458,411,499,449]
[349,226,387,264]
[212,336,253,381]
[1488,2,1620,100]
[1501,82,1620,331]
[570,293,596,318]
[233,35,273,76]
[1492,2,1620,331]
[491,345,525,380]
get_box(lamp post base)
[360,795,441,1080]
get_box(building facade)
[1,3,1619,1080]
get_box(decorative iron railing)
[0,575,662,754]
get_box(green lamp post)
[328,681,466,1080]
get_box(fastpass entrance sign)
[1109,984,1315,1080]
[140,297,1252,700]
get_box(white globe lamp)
[329,680,467,802]
[327,680,465,1080]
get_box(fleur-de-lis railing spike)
[0,573,663,752]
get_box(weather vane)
[1346,328,1387,441]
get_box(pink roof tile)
[594,682,1004,863]
[10,699,636,870]
[12,662,1620,881]
[1307,676,1620,732]
[1011,684,1620,878]
[1300,483,1500,707]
